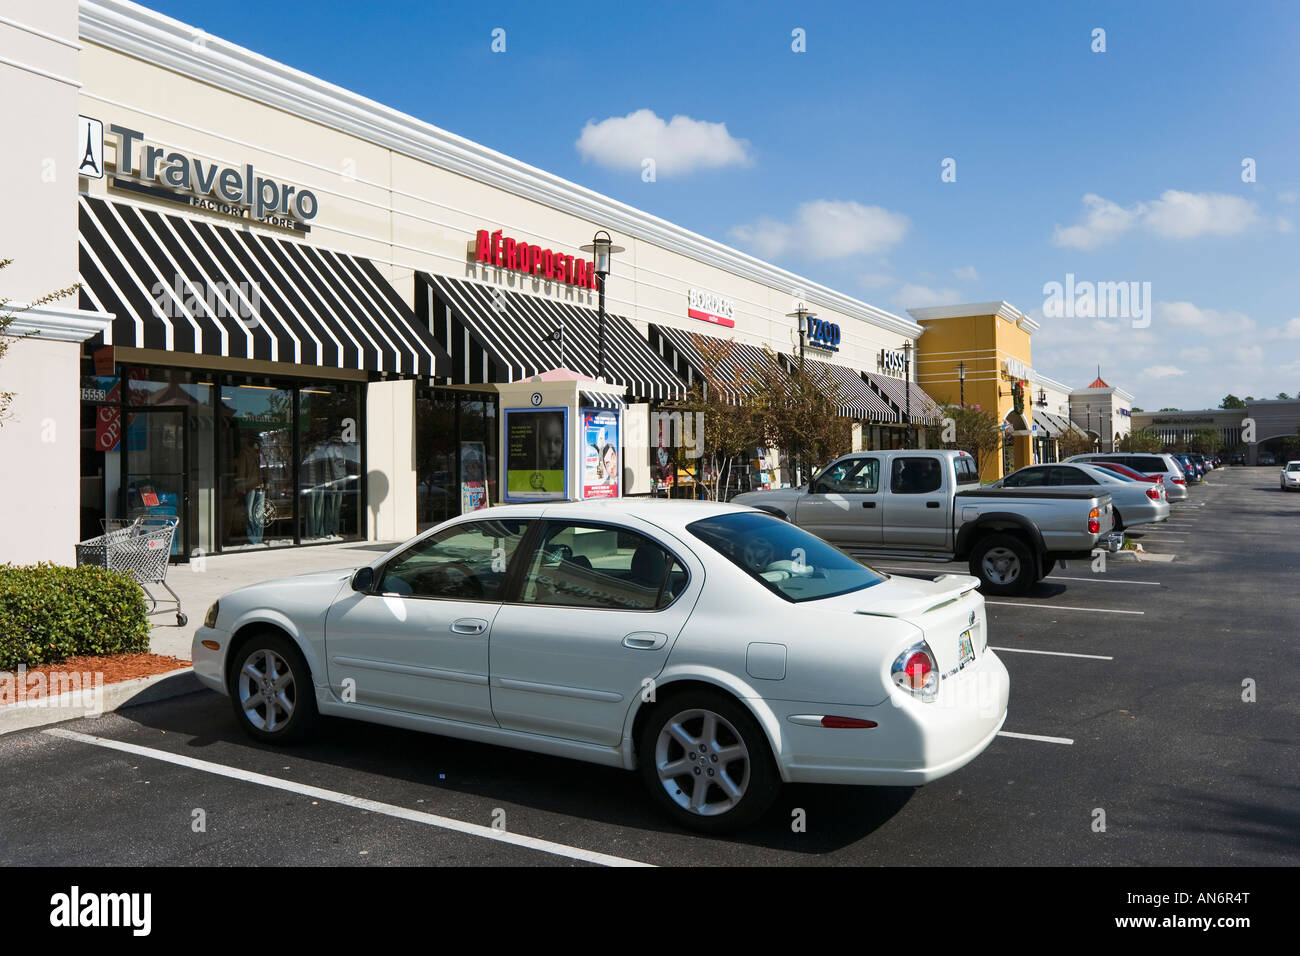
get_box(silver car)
[996,463,1170,531]
[1065,452,1189,501]
[1282,461,1300,491]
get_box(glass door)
[124,407,189,559]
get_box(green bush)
[0,563,150,671]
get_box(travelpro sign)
[107,124,318,232]
[805,316,840,352]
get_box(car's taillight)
[1146,487,1160,500]
[1172,477,1186,485]
[891,643,939,700]
[1088,507,1100,534]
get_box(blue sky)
[147,0,1300,410]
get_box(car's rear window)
[1129,456,1169,472]
[687,511,886,603]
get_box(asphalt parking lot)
[2,466,1296,867]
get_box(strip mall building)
[3,0,1113,566]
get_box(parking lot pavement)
[2,467,1296,866]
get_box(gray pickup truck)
[733,449,1120,595]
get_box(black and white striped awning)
[418,272,683,400]
[864,372,945,425]
[580,391,627,410]
[78,196,449,376]
[794,357,899,421]
[648,323,787,402]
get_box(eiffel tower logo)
[78,121,101,176]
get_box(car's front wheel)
[970,533,1037,596]
[229,631,318,744]
[638,690,781,834]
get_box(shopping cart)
[75,516,187,626]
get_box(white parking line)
[43,728,653,868]
[1050,576,1161,586]
[985,601,1144,615]
[997,731,1074,745]
[990,646,1114,661]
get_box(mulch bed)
[0,653,191,704]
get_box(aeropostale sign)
[474,228,598,290]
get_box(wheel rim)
[237,648,297,732]
[982,547,1021,585]
[654,708,750,816]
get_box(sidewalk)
[146,539,402,659]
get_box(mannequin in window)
[236,437,266,544]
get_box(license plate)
[958,629,975,665]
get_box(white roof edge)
[908,301,1025,324]
[4,303,113,342]
[1034,373,1072,393]
[78,0,920,338]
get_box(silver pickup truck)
[733,449,1120,595]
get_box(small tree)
[1056,428,1096,459]
[1118,428,1163,453]
[936,403,1002,477]
[0,258,80,426]
[750,345,850,484]
[1220,395,1246,410]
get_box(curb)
[0,667,202,736]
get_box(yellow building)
[907,302,1040,481]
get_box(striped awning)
[795,357,898,421]
[648,323,786,401]
[419,273,683,401]
[1033,410,1084,438]
[580,390,626,410]
[77,196,449,376]
[864,372,945,425]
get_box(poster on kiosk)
[498,375,624,503]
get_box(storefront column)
[365,379,417,542]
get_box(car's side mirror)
[351,566,375,593]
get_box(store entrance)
[124,408,190,559]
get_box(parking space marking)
[1049,576,1161,585]
[43,728,653,868]
[991,646,1113,661]
[985,601,1144,615]
[997,731,1074,745]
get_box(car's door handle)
[862,501,876,508]
[450,618,488,635]
[926,501,940,508]
[623,631,668,650]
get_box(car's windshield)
[687,511,886,603]
[1288,463,1300,472]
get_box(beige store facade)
[2,0,939,563]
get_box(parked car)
[1190,453,1212,473]
[734,449,1118,596]
[1064,452,1190,500]
[992,463,1169,532]
[1174,454,1204,482]
[1282,461,1300,491]
[1230,453,1246,466]
[1259,452,1277,466]
[195,499,1010,832]
[1090,461,1166,486]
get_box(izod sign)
[687,289,735,328]
[805,316,840,352]
[475,228,598,290]
[108,124,318,231]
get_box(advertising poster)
[460,440,489,512]
[505,408,567,500]
[581,408,621,499]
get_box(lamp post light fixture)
[787,301,814,367]
[579,230,624,381]
[957,360,966,408]
[901,341,913,449]
[1037,387,1047,407]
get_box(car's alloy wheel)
[639,691,780,833]
[230,632,317,743]
[971,533,1036,596]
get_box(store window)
[299,383,362,543]
[415,387,499,532]
[219,378,294,551]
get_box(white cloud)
[575,109,751,176]
[730,200,909,260]
[1234,345,1264,365]
[1052,190,1260,248]
[1268,317,1300,340]
[1157,301,1256,337]
[1178,346,1213,364]
[1143,190,1260,239]
[1142,365,1187,379]
[953,265,979,281]
[1277,216,1294,234]
[859,272,896,289]
[1052,194,1142,249]
[1279,190,1298,204]
[893,283,961,308]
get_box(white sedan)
[194,499,1009,833]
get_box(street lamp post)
[902,341,913,449]
[957,360,966,408]
[786,302,815,483]
[580,230,623,381]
